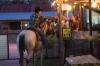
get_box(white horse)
[17,29,43,66]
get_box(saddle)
[27,27,41,41]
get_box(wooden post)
[89,0,94,55]
[79,3,84,30]
[58,0,65,66]
[89,0,92,36]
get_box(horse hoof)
[19,60,21,64]
[26,59,29,64]
[44,56,48,59]
[20,64,23,66]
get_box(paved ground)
[0,43,60,66]
[0,60,20,66]
[0,58,60,66]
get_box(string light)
[51,1,56,7]
[91,2,97,8]
[74,2,78,5]
[64,0,67,2]
[91,0,97,8]
[25,24,28,27]
[83,3,87,6]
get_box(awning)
[0,12,57,21]
[0,12,32,20]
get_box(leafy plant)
[47,34,58,44]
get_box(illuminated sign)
[62,28,71,39]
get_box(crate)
[64,55,100,66]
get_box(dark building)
[0,0,52,12]
[0,0,56,30]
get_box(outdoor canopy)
[0,12,57,21]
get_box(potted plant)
[48,34,58,45]
[47,34,59,57]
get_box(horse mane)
[27,26,36,31]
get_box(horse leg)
[32,49,37,66]
[33,51,37,66]
[41,48,44,66]
[18,35,25,66]
[45,48,48,58]
[26,50,33,65]
[19,50,24,66]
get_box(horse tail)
[19,35,25,51]
[18,35,25,65]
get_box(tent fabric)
[0,12,57,20]
[0,12,32,20]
